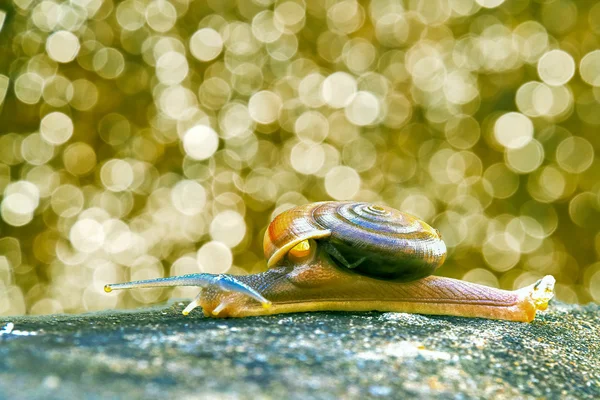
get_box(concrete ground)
[0,302,598,399]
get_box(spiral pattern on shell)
[264,202,447,281]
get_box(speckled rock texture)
[0,302,598,399]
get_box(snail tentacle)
[104,273,272,315]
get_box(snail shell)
[264,202,447,281]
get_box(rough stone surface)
[0,302,598,399]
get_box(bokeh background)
[0,0,599,315]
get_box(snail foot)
[182,292,203,316]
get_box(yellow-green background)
[1,0,599,315]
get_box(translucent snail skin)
[105,202,555,322]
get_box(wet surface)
[0,302,598,399]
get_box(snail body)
[105,202,555,322]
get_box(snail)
[105,202,555,322]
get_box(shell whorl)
[263,202,447,281]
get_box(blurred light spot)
[383,93,412,129]
[248,90,282,125]
[51,184,84,218]
[30,299,63,315]
[171,180,206,216]
[295,111,328,143]
[516,81,572,119]
[219,103,254,139]
[266,33,299,61]
[434,211,468,248]
[462,268,499,288]
[482,232,520,272]
[183,125,219,160]
[226,22,260,56]
[343,38,376,74]
[445,115,480,149]
[327,0,364,34]
[569,192,600,229]
[63,142,97,176]
[576,90,600,125]
[513,21,549,64]
[21,133,55,165]
[325,166,360,200]
[580,50,600,87]
[93,48,125,79]
[102,220,133,255]
[541,0,577,36]
[0,164,9,193]
[429,149,465,184]
[26,165,58,198]
[14,72,44,104]
[99,113,131,146]
[156,51,188,85]
[590,270,600,302]
[401,194,436,224]
[484,163,519,199]
[1,181,40,227]
[0,256,12,285]
[70,79,98,111]
[210,210,246,248]
[159,85,196,120]
[345,91,380,126]
[290,142,325,175]
[32,1,60,31]
[316,144,341,178]
[145,0,177,33]
[70,218,105,253]
[528,165,569,203]
[198,77,231,110]
[342,138,376,172]
[591,3,600,35]
[171,255,199,277]
[197,241,232,274]
[537,50,575,86]
[521,201,558,237]
[231,63,263,96]
[46,31,80,63]
[444,71,479,105]
[475,0,504,8]
[505,139,544,174]
[274,1,306,33]
[252,10,283,44]
[556,136,594,173]
[298,73,326,108]
[317,32,347,63]
[0,134,24,165]
[0,10,6,32]
[116,0,146,31]
[322,72,357,108]
[101,159,134,192]
[375,13,409,47]
[40,112,73,145]
[0,75,9,105]
[43,75,74,107]
[494,112,533,149]
[411,57,446,92]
